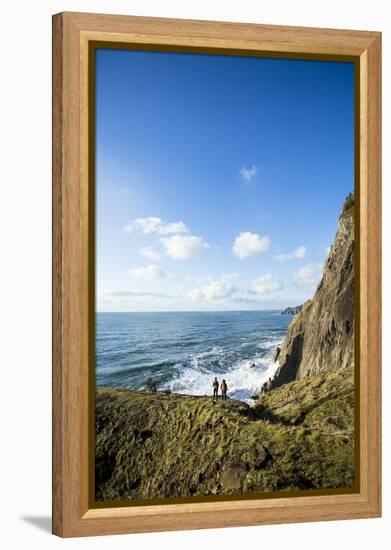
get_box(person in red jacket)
[221,379,228,401]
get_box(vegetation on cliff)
[341,192,354,218]
[281,305,303,315]
[95,370,354,501]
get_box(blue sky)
[95,48,354,312]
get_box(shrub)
[341,192,354,216]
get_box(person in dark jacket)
[212,377,219,400]
[221,379,228,401]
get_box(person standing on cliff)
[221,379,228,401]
[212,377,219,400]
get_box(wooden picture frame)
[52,11,381,538]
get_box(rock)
[145,378,157,392]
[266,378,274,391]
[273,346,281,363]
[252,444,268,469]
[260,382,268,395]
[220,458,248,491]
[240,443,269,472]
[273,195,354,388]
[281,305,303,315]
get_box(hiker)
[212,377,219,400]
[221,379,228,401]
[266,377,273,392]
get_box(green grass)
[95,367,355,501]
[340,192,354,219]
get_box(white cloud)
[140,246,162,261]
[102,289,171,298]
[233,232,271,259]
[97,288,184,311]
[240,165,257,183]
[161,235,209,260]
[190,279,236,301]
[124,216,161,234]
[325,246,331,256]
[249,274,283,295]
[274,245,306,262]
[294,263,323,291]
[127,264,169,281]
[158,221,188,234]
[123,217,188,235]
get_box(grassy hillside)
[95,366,355,501]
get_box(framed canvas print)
[52,12,381,537]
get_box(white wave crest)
[162,344,281,404]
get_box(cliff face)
[273,201,354,387]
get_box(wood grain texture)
[65,11,379,55]
[52,12,63,537]
[52,12,382,538]
[361,34,382,513]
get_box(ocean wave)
[97,340,282,402]
[103,359,178,379]
[161,353,279,404]
[257,337,283,350]
[192,346,224,359]
[96,311,289,402]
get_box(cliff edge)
[273,195,354,387]
[96,379,354,501]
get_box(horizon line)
[95,308,291,314]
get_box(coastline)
[95,338,284,405]
[96,310,290,404]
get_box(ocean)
[95,310,293,403]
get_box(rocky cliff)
[273,197,354,387]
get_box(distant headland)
[281,305,303,315]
